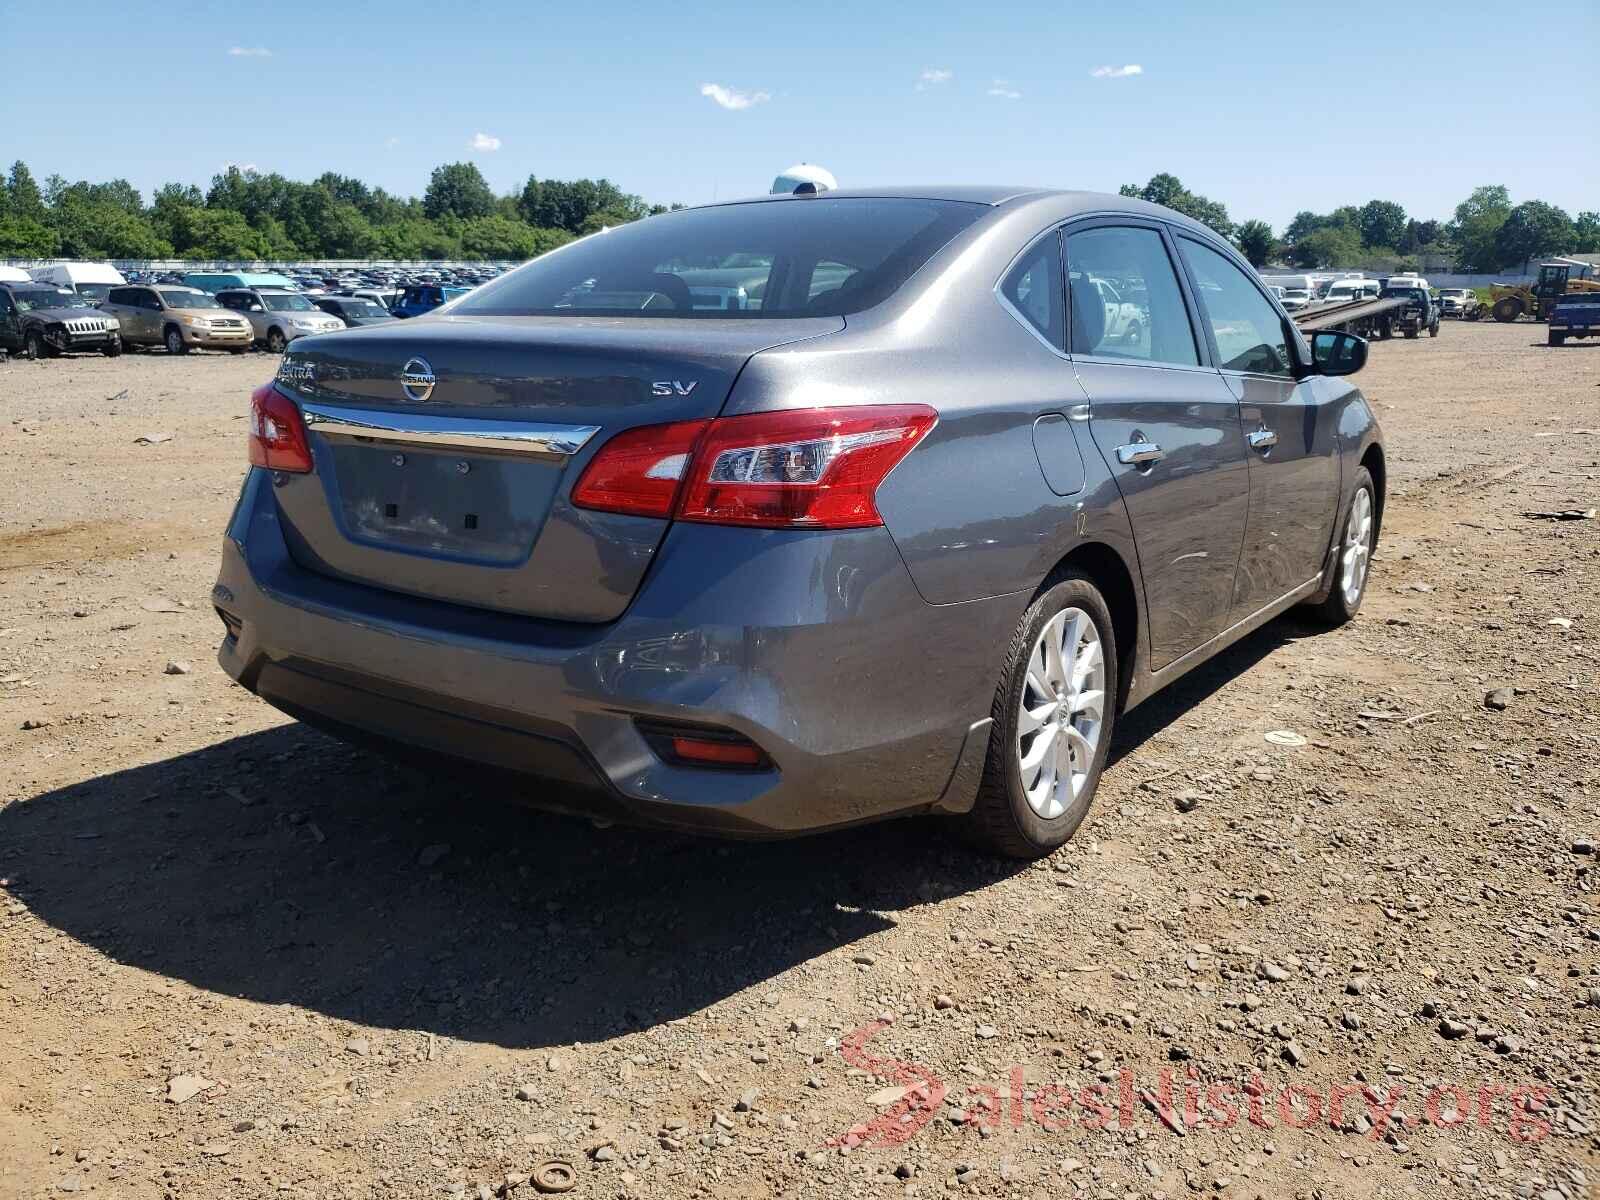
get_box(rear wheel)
[1428,320,1439,337]
[965,574,1117,859]
[1491,296,1522,323]
[164,325,188,355]
[266,327,287,353]
[23,329,44,360]
[1306,466,1376,625]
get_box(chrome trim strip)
[299,402,601,458]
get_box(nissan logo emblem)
[400,357,436,402]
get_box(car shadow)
[2,611,1319,1051]
[0,724,1020,1050]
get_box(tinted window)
[1000,232,1064,349]
[161,290,221,309]
[1178,238,1292,376]
[107,288,133,305]
[456,198,987,319]
[1065,226,1198,366]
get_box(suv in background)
[215,288,345,352]
[0,283,122,358]
[1378,280,1440,339]
[391,284,471,318]
[101,285,254,354]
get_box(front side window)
[455,198,987,319]
[1065,226,1198,366]
[1178,238,1293,377]
[999,232,1064,348]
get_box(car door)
[1066,220,1250,671]
[1174,235,1340,616]
[128,288,160,343]
[101,288,134,343]
[0,291,21,352]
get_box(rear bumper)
[214,469,1021,836]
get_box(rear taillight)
[248,383,313,474]
[571,405,936,530]
[569,419,709,518]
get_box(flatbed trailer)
[1294,296,1409,337]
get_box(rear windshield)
[454,197,988,319]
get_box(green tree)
[1449,185,1512,269]
[1573,212,1600,254]
[1117,173,1233,238]
[423,162,495,221]
[6,162,47,222]
[1289,225,1362,269]
[1234,219,1275,267]
[1358,200,1407,252]
[0,216,59,257]
[1493,201,1575,269]
[519,176,646,234]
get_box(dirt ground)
[0,322,1596,1200]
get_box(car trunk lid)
[266,314,842,622]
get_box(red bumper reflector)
[669,735,766,767]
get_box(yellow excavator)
[1490,257,1600,322]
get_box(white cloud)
[916,68,953,90]
[227,46,271,57]
[1091,64,1143,78]
[469,132,502,152]
[700,82,771,111]
[986,80,1022,100]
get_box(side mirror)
[1311,330,1367,376]
[250,304,264,312]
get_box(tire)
[266,327,287,353]
[23,329,44,361]
[1549,331,1565,347]
[1305,467,1376,626]
[1491,296,1522,323]
[1404,328,1418,339]
[102,337,122,358]
[1428,321,1439,338]
[164,325,188,355]
[964,573,1118,859]
[1377,320,1392,340]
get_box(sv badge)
[651,380,700,397]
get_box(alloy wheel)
[1341,487,1374,607]
[1015,607,1106,820]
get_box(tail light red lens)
[248,383,313,473]
[569,419,710,518]
[571,405,936,529]
[669,735,767,768]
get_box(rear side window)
[1065,226,1199,366]
[455,198,987,319]
[107,288,132,305]
[1000,233,1064,349]
[1178,238,1292,377]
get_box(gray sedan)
[213,187,1382,858]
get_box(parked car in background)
[391,284,471,318]
[1279,287,1315,312]
[216,188,1382,860]
[0,283,122,358]
[101,285,253,354]
[1378,279,1439,338]
[214,288,345,351]
[28,262,127,303]
[183,271,299,295]
[1323,279,1381,305]
[313,295,397,328]
[1437,288,1481,319]
[1547,292,1599,346]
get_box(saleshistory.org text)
[830,1020,1554,1150]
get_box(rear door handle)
[1247,428,1278,451]
[1116,441,1165,466]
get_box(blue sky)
[4,0,1595,231]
